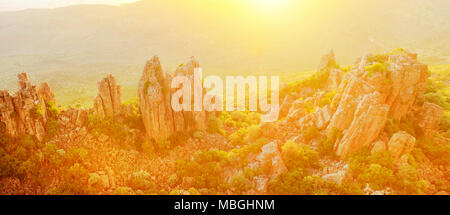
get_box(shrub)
[393,163,424,194]
[87,114,128,143]
[229,127,249,147]
[231,111,247,122]
[168,131,190,147]
[207,116,225,136]
[129,170,157,193]
[30,104,45,120]
[416,136,450,166]
[267,168,360,195]
[45,101,60,119]
[229,173,252,194]
[281,141,319,170]
[44,118,59,141]
[141,140,155,156]
[246,125,261,143]
[318,127,341,158]
[358,164,394,190]
[425,92,449,110]
[114,187,134,195]
[365,62,388,77]
[20,135,36,151]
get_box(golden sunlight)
[249,0,292,10]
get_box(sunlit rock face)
[0,73,55,141]
[387,131,416,159]
[138,56,208,141]
[289,50,429,159]
[93,74,123,118]
[327,51,429,158]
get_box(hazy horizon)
[0,0,138,11]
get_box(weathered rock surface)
[327,51,428,158]
[0,73,54,141]
[93,74,122,117]
[371,141,387,154]
[255,142,288,177]
[387,131,416,158]
[335,92,390,157]
[298,105,334,130]
[247,141,287,193]
[138,56,208,141]
[285,50,430,159]
[38,82,56,105]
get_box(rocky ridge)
[281,50,437,159]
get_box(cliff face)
[93,74,123,118]
[0,73,54,141]
[138,56,208,141]
[288,50,431,159]
[330,51,429,158]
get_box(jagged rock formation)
[318,50,345,91]
[291,50,430,159]
[334,91,390,158]
[93,74,123,117]
[318,50,337,72]
[38,83,56,105]
[138,56,208,141]
[330,52,428,158]
[0,73,55,141]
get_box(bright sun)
[249,0,291,11]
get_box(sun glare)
[247,0,294,13]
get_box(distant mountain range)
[0,0,449,100]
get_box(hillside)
[0,0,449,105]
[0,49,448,195]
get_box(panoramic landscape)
[0,0,449,195]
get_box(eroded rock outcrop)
[248,141,287,193]
[335,92,390,157]
[93,74,122,117]
[287,50,429,159]
[0,73,55,141]
[328,51,429,158]
[386,131,416,158]
[138,56,208,141]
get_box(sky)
[0,0,139,11]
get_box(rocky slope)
[280,50,443,160]
[0,50,448,195]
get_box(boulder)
[371,141,387,154]
[387,131,416,158]
[256,142,287,177]
[322,169,347,185]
